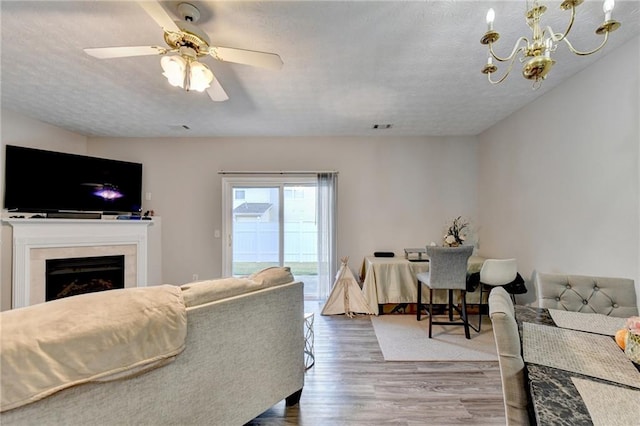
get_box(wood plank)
[246,301,506,425]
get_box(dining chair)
[416,245,474,339]
[535,272,638,317]
[478,258,518,332]
[489,286,530,426]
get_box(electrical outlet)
[214,229,221,238]
[192,274,199,281]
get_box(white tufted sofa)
[535,272,638,317]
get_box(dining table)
[359,255,486,315]
[514,306,640,426]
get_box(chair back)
[535,272,638,317]
[425,245,473,290]
[480,258,518,286]
[489,287,530,426]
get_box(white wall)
[3,36,637,309]
[0,115,478,309]
[0,110,89,310]
[86,136,478,285]
[477,35,640,305]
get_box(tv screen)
[4,145,143,214]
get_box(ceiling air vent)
[168,124,191,131]
[372,124,392,129]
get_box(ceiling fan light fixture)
[160,54,213,92]
[188,61,214,92]
[161,55,187,88]
[85,1,282,101]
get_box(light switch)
[214,229,221,238]
[145,192,152,201]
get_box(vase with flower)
[443,216,469,247]
[625,316,640,364]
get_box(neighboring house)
[233,202,273,222]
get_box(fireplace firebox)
[45,255,125,301]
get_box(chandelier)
[480,0,621,89]
[160,46,214,92]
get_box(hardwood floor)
[246,301,506,425]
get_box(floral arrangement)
[443,216,469,247]
[624,316,640,363]
[628,316,640,335]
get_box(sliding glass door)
[222,176,320,299]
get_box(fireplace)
[46,255,125,301]
[4,218,154,308]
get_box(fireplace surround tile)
[3,219,151,308]
[31,245,137,305]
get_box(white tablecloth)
[360,255,485,314]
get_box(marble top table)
[514,306,640,426]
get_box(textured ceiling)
[1,1,639,138]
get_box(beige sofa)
[1,270,304,425]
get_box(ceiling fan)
[84,1,283,102]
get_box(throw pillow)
[249,266,295,286]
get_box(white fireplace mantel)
[3,218,153,308]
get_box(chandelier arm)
[489,37,529,62]
[487,70,510,85]
[487,48,524,84]
[550,5,576,44]
[561,31,610,56]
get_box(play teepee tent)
[321,257,375,317]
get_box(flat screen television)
[4,145,143,214]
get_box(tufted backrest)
[535,273,638,317]
[489,287,530,426]
[425,245,474,290]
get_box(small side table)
[304,312,315,370]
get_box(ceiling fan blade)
[137,0,181,34]
[84,46,168,59]
[209,47,283,71]
[206,77,229,102]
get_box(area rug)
[371,315,498,361]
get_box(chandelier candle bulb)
[603,0,614,21]
[482,55,497,74]
[486,8,495,31]
[544,39,552,58]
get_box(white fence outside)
[233,221,317,263]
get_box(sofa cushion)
[1,285,187,412]
[181,277,262,307]
[180,267,295,308]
